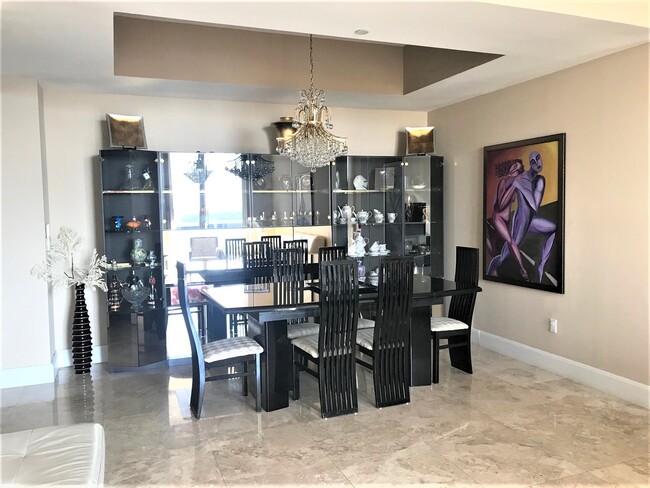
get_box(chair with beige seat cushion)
[430,246,479,384]
[291,260,359,418]
[355,256,414,408]
[177,261,264,418]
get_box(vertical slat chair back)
[447,247,479,326]
[318,245,347,262]
[261,235,282,250]
[176,261,205,414]
[373,256,414,407]
[318,260,359,417]
[243,241,272,269]
[272,248,305,306]
[225,238,245,261]
[283,239,309,263]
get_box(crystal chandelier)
[225,154,275,181]
[277,34,347,172]
[185,153,212,184]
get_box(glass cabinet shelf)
[252,189,319,194]
[332,189,388,194]
[103,189,157,195]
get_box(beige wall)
[40,90,426,357]
[430,43,649,385]
[1,77,52,372]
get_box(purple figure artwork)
[486,159,528,279]
[487,150,556,282]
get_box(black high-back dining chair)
[176,261,264,418]
[272,247,304,284]
[243,241,272,270]
[225,238,245,261]
[291,260,359,418]
[261,235,282,250]
[283,239,309,263]
[318,245,346,262]
[272,248,319,340]
[230,241,272,336]
[430,246,479,383]
[356,256,414,407]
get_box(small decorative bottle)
[357,259,366,279]
[147,271,157,306]
[108,264,122,312]
[148,250,157,268]
[141,166,154,190]
[121,164,140,190]
[130,238,147,265]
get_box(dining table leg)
[246,314,290,412]
[410,305,432,386]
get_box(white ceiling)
[2,1,648,111]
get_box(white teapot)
[339,205,355,220]
[356,209,369,224]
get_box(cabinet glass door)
[331,156,403,262]
[403,155,443,277]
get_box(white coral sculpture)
[31,226,108,291]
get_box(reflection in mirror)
[162,152,247,230]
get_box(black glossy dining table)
[200,272,481,412]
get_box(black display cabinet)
[100,149,167,369]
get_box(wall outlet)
[549,318,558,334]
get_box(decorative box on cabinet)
[100,149,167,369]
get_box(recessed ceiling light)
[354,29,369,36]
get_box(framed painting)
[405,127,435,155]
[106,113,147,148]
[483,133,565,293]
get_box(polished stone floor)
[1,346,648,487]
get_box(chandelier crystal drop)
[225,154,275,181]
[277,34,347,172]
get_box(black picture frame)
[483,133,565,293]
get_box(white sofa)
[0,423,105,487]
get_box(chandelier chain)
[309,34,314,93]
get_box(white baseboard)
[0,346,108,389]
[472,329,650,409]
[0,363,55,389]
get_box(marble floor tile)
[2,345,647,488]
[426,423,584,486]
[105,444,224,487]
[331,440,477,486]
[590,455,650,486]
[530,471,614,487]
